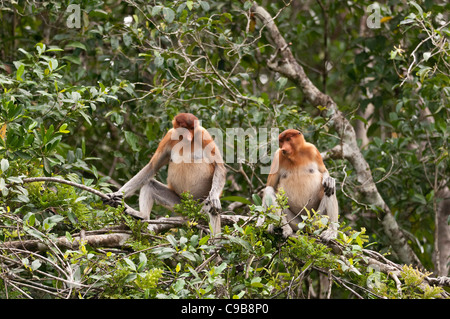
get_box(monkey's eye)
[286,137,290,142]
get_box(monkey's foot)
[103,192,123,208]
[268,223,294,239]
[320,228,337,241]
[123,205,145,220]
[201,197,222,215]
[322,176,336,197]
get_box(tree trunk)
[434,187,450,276]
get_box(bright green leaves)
[16,64,25,82]
[124,131,140,152]
[162,7,175,23]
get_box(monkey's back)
[167,161,214,199]
[277,161,324,215]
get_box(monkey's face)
[173,113,199,142]
[279,129,304,158]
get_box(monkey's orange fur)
[110,113,226,236]
[264,129,338,239]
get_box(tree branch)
[3,232,132,251]
[17,177,143,220]
[13,175,448,295]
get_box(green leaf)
[24,213,36,227]
[59,123,70,134]
[412,193,427,205]
[26,228,44,240]
[252,194,262,206]
[233,291,245,299]
[276,77,288,90]
[301,260,313,272]
[123,33,132,47]
[153,247,176,259]
[124,258,137,271]
[214,262,227,275]
[65,41,87,51]
[31,260,42,271]
[409,1,423,16]
[124,131,140,152]
[48,215,64,224]
[181,251,196,262]
[221,196,252,205]
[48,58,58,72]
[137,253,147,271]
[45,47,64,52]
[1,158,9,172]
[226,235,252,251]
[199,1,210,11]
[16,64,25,81]
[62,55,81,65]
[18,48,32,59]
[243,1,252,10]
[198,235,210,246]
[250,277,264,288]
[35,42,46,55]
[43,157,51,175]
[154,52,164,68]
[65,231,73,243]
[166,234,178,248]
[190,234,199,247]
[151,5,163,16]
[173,279,185,292]
[163,7,175,23]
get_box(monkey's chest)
[277,165,323,214]
[167,162,214,199]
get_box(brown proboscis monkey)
[257,129,338,240]
[105,113,226,237]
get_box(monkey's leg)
[257,186,294,238]
[139,179,181,220]
[317,182,339,240]
[201,203,222,238]
[255,186,276,227]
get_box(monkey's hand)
[201,196,222,215]
[268,223,294,239]
[322,176,336,197]
[102,191,124,208]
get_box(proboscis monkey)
[105,113,226,236]
[257,129,338,239]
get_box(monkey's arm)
[206,162,226,209]
[305,146,338,240]
[105,131,173,206]
[257,150,294,237]
[314,147,336,197]
[200,162,226,237]
[119,153,170,196]
[262,149,282,208]
[315,149,339,239]
[321,170,336,197]
[266,149,281,190]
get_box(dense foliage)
[0,0,448,299]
